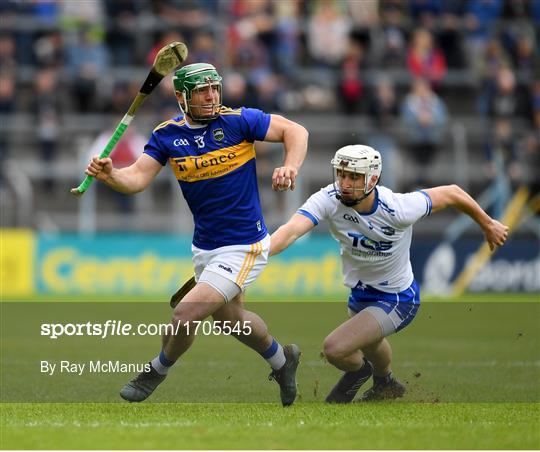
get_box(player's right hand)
[484,218,509,251]
[85,156,113,181]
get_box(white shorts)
[192,234,270,292]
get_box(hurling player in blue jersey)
[83,63,308,405]
[270,145,508,403]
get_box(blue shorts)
[348,280,420,337]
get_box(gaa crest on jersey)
[213,128,224,141]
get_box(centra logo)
[343,213,359,223]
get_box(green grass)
[1,296,539,449]
[3,292,539,302]
[1,402,539,449]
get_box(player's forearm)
[446,185,492,230]
[269,225,298,256]
[282,124,308,170]
[102,167,147,194]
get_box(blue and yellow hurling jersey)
[143,106,270,250]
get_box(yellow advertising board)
[0,229,35,297]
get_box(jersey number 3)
[194,136,205,149]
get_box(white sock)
[261,339,286,370]
[151,350,175,375]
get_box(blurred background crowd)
[1,0,539,234]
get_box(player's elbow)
[296,123,309,139]
[446,184,465,204]
[284,121,308,142]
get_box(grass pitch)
[2,402,538,449]
[1,294,539,449]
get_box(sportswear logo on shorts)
[218,264,233,273]
[213,128,224,141]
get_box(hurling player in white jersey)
[270,144,508,403]
[83,63,308,405]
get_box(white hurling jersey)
[298,184,432,293]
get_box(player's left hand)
[272,165,297,191]
[484,219,509,251]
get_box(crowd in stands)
[1,0,539,210]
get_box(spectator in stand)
[154,76,180,120]
[307,0,352,68]
[104,0,141,66]
[33,32,63,69]
[188,32,217,67]
[513,36,539,80]
[486,67,529,120]
[500,0,536,61]
[152,0,213,28]
[518,122,540,198]
[408,0,442,29]
[532,80,540,122]
[0,72,15,186]
[65,25,109,112]
[475,39,512,116]
[401,78,448,187]
[223,71,257,109]
[346,0,379,29]
[368,77,399,129]
[0,34,17,72]
[407,28,447,88]
[273,0,301,76]
[35,68,60,191]
[0,72,15,116]
[437,1,467,69]
[475,39,512,80]
[367,77,400,190]
[338,38,366,114]
[225,0,276,79]
[464,0,503,67]
[376,3,408,69]
[60,0,104,25]
[147,31,184,67]
[252,71,282,112]
[485,119,519,218]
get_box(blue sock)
[261,338,286,370]
[151,350,176,375]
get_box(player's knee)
[323,338,347,366]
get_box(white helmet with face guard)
[331,145,382,206]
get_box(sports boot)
[359,375,406,402]
[120,364,166,402]
[268,344,301,406]
[325,359,373,403]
